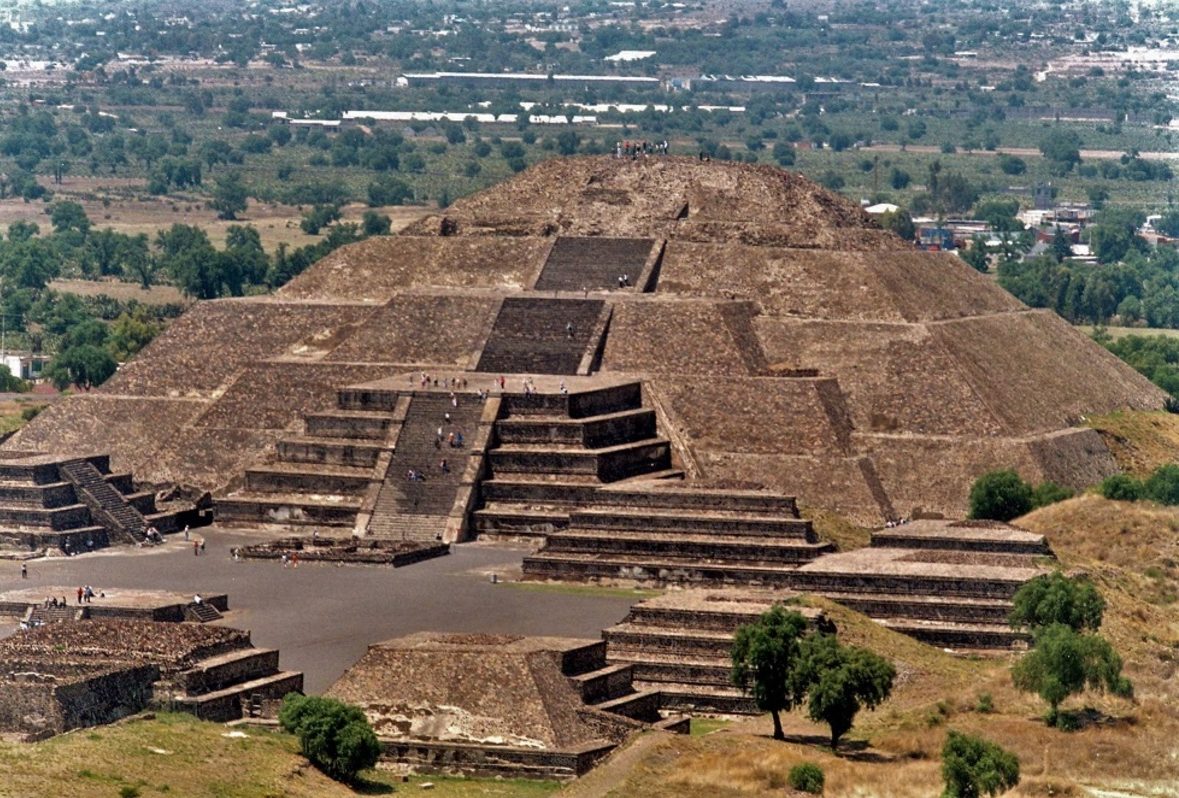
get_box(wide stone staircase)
[558,639,688,733]
[533,237,656,292]
[24,604,86,626]
[788,520,1054,651]
[367,393,484,541]
[602,591,831,715]
[475,298,606,375]
[0,453,186,553]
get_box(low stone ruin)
[0,619,302,739]
[327,632,687,780]
[234,535,448,566]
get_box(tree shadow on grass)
[767,732,894,763]
[1053,706,1137,732]
[349,775,395,795]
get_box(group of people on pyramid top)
[616,140,668,158]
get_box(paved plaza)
[0,530,638,692]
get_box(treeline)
[1095,332,1179,404]
[999,211,1179,327]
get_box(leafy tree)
[968,470,1033,521]
[1156,210,1179,238]
[1030,481,1073,509]
[1050,228,1073,262]
[301,205,342,235]
[1039,130,1082,174]
[367,176,411,206]
[941,731,1020,798]
[731,606,809,740]
[7,221,39,242]
[1144,463,1179,505]
[1098,473,1144,501]
[879,209,915,241]
[50,202,91,236]
[225,225,268,285]
[0,364,28,393]
[961,241,989,272]
[1011,623,1132,727]
[210,171,248,220]
[45,344,117,390]
[278,694,380,783]
[997,154,1026,175]
[107,310,160,362]
[771,141,795,167]
[794,633,895,749]
[788,762,825,793]
[1009,572,1104,633]
[890,167,911,189]
[361,211,391,236]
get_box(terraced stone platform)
[790,520,1053,650]
[602,591,831,715]
[0,618,303,737]
[0,452,193,554]
[327,632,686,780]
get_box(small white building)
[1,352,48,381]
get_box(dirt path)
[559,730,672,798]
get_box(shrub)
[788,762,825,793]
[968,470,1033,521]
[975,693,993,713]
[1099,473,1144,501]
[1031,481,1074,509]
[1144,463,1179,505]
[279,694,380,783]
[941,730,1019,797]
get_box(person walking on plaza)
[20,563,27,579]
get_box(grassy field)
[0,713,561,798]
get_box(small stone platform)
[790,520,1054,650]
[0,619,302,738]
[602,590,832,715]
[235,536,448,567]
[0,451,198,555]
[327,632,686,780]
[0,587,229,625]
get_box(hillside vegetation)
[557,496,1179,797]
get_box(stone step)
[879,619,1031,650]
[633,681,758,715]
[495,407,657,448]
[569,662,636,704]
[366,513,448,542]
[653,715,692,734]
[170,670,304,723]
[822,592,1015,625]
[488,437,671,482]
[569,509,815,539]
[0,502,92,530]
[533,236,655,292]
[472,507,569,537]
[607,651,734,688]
[543,531,833,563]
[178,647,280,695]
[523,552,809,587]
[787,569,1025,600]
[592,688,661,723]
[871,529,1052,556]
[304,410,393,440]
[244,463,373,495]
[277,437,385,469]
[185,602,224,623]
[0,480,76,508]
[215,492,363,526]
[625,605,786,633]
[603,623,737,658]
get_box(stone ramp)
[367,393,483,541]
[475,297,606,375]
[533,236,655,292]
